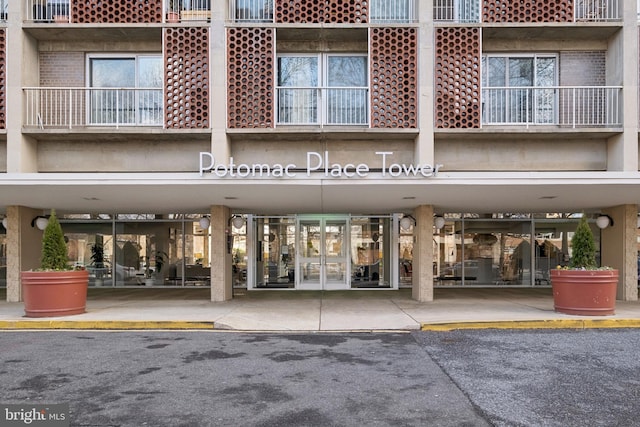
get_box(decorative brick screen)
[227,28,274,128]
[164,28,210,129]
[483,0,572,23]
[73,0,163,23]
[0,29,5,129]
[435,27,480,129]
[275,0,368,24]
[370,28,417,129]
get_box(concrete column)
[210,205,233,302]
[415,0,434,165]
[6,206,42,302]
[412,205,434,302]
[606,0,638,171]
[6,15,39,172]
[210,0,230,161]
[601,205,638,301]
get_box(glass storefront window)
[350,217,390,288]
[60,217,212,287]
[256,217,296,288]
[435,214,603,287]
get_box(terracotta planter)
[550,269,618,316]
[21,270,89,318]
[166,12,180,23]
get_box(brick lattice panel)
[73,0,163,23]
[164,28,210,129]
[0,29,5,129]
[370,28,417,129]
[227,28,274,128]
[275,0,368,24]
[483,0,572,23]
[435,27,480,129]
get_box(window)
[277,54,368,126]
[88,55,163,126]
[482,54,557,124]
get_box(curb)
[421,319,640,331]
[0,320,216,330]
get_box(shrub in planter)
[21,210,89,317]
[550,215,617,316]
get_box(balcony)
[229,0,417,24]
[25,0,210,24]
[276,87,369,127]
[167,0,211,23]
[369,0,418,24]
[434,0,622,23]
[230,0,273,23]
[481,86,622,129]
[24,87,164,129]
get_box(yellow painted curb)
[0,320,215,330]
[421,319,640,331]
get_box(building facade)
[1,0,639,304]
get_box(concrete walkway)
[1,287,640,331]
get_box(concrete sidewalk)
[1,287,640,331]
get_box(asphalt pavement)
[2,329,638,426]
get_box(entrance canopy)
[1,171,640,214]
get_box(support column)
[601,205,638,301]
[210,205,233,302]
[6,206,42,302]
[415,0,435,165]
[412,205,434,302]
[210,0,230,162]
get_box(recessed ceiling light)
[224,197,238,200]
[538,196,557,200]
[402,196,415,200]
[82,197,100,201]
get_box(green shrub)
[569,215,597,269]
[40,210,70,271]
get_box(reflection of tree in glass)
[278,57,318,86]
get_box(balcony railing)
[166,0,211,23]
[370,0,417,23]
[276,87,369,126]
[574,0,621,21]
[434,0,621,23]
[24,87,164,129]
[25,0,211,23]
[229,0,417,23]
[434,0,480,23]
[230,0,273,22]
[26,0,69,23]
[481,86,622,128]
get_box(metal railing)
[481,86,622,128]
[574,0,621,21]
[24,87,164,129]
[370,0,418,23]
[230,0,273,22]
[229,0,417,23]
[26,0,70,22]
[166,0,211,22]
[433,0,621,23]
[433,0,480,23]
[276,87,369,126]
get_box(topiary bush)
[569,215,597,269]
[40,210,70,271]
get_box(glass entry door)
[297,216,348,290]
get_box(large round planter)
[550,269,618,316]
[21,270,89,318]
